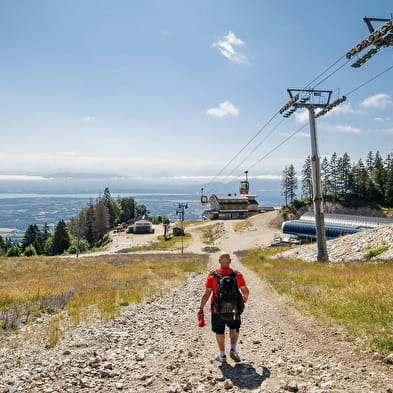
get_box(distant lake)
[0,193,203,242]
[0,192,282,242]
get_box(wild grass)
[200,223,225,245]
[181,220,204,228]
[233,219,253,232]
[238,248,393,354]
[0,253,208,340]
[120,233,192,252]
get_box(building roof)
[212,194,248,201]
[300,211,393,229]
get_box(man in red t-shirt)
[198,252,249,363]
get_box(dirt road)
[0,212,392,392]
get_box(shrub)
[362,246,389,260]
[23,244,37,257]
[6,245,21,257]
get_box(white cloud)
[81,115,95,122]
[212,31,248,64]
[360,94,393,110]
[382,128,393,135]
[294,109,309,124]
[374,116,391,122]
[251,174,282,180]
[328,102,362,115]
[206,101,239,118]
[334,125,361,134]
[0,175,53,181]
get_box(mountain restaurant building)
[203,193,259,220]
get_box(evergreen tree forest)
[281,150,393,209]
[0,189,152,257]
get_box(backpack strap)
[211,270,237,279]
[210,270,223,280]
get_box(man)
[198,252,249,363]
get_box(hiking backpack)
[211,270,245,321]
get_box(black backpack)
[211,270,245,321]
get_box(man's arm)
[239,286,249,302]
[199,287,213,314]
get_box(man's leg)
[215,333,225,352]
[229,329,241,362]
[229,329,239,346]
[212,314,227,362]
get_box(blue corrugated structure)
[282,220,359,240]
[282,212,393,240]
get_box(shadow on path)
[217,363,270,389]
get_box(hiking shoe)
[230,351,241,362]
[214,354,227,363]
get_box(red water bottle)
[198,310,205,327]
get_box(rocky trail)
[0,212,392,392]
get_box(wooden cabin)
[202,193,260,220]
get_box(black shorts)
[211,312,241,335]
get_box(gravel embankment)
[275,224,393,263]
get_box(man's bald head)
[218,252,231,267]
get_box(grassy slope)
[238,247,393,354]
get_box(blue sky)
[0,0,392,192]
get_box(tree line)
[282,150,393,208]
[0,188,165,257]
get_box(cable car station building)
[203,193,259,220]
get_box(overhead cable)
[226,117,286,178]
[203,111,280,193]
[344,64,393,96]
[245,65,393,172]
[201,49,389,193]
[246,123,308,172]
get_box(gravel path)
[0,212,392,392]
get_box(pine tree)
[135,204,149,217]
[93,200,110,244]
[41,223,51,249]
[301,155,313,199]
[70,214,87,257]
[287,164,298,203]
[336,153,352,197]
[6,244,21,257]
[85,201,95,247]
[21,224,43,254]
[366,151,374,174]
[119,197,136,222]
[102,188,121,227]
[52,220,70,255]
[330,153,339,200]
[371,151,385,202]
[357,159,369,200]
[24,244,37,256]
[281,166,289,206]
[0,235,5,256]
[321,157,331,198]
[384,157,393,206]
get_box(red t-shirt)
[205,267,246,312]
